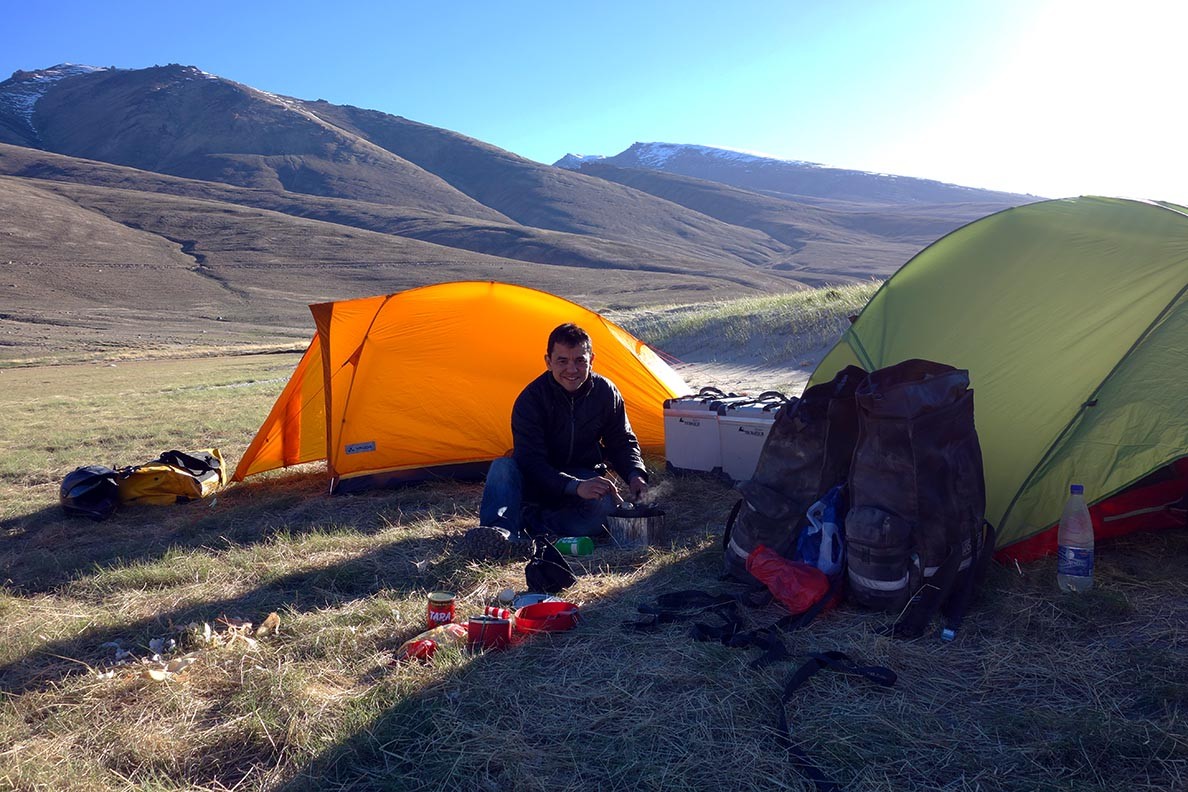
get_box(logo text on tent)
[345,441,377,455]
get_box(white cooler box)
[716,395,787,482]
[662,388,750,475]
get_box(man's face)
[546,342,593,393]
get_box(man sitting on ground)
[478,322,649,543]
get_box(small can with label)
[426,591,456,628]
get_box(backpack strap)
[650,589,740,611]
[776,651,897,791]
[939,520,997,640]
[722,499,743,552]
[893,515,998,640]
[711,577,840,668]
[624,589,739,632]
[640,593,790,667]
[624,579,840,668]
[891,539,963,639]
[157,450,221,476]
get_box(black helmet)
[59,465,119,521]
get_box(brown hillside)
[30,65,506,221]
[575,162,1030,280]
[1,161,790,362]
[0,145,793,285]
[303,102,796,267]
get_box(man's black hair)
[547,323,592,356]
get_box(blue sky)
[3,0,1185,202]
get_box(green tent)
[809,196,1188,556]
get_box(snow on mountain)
[553,153,607,169]
[631,141,824,169]
[0,64,112,130]
[554,142,824,171]
[557,141,1035,204]
[180,65,219,80]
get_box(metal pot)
[606,503,666,548]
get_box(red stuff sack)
[746,544,830,615]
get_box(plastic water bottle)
[555,536,594,556]
[1056,484,1094,592]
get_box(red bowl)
[514,600,579,634]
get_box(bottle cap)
[1070,484,1084,494]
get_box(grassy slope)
[1,289,1185,792]
[612,282,880,365]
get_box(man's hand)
[628,474,648,503]
[576,475,622,503]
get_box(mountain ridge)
[0,63,1037,363]
[556,141,1039,205]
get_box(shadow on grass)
[0,525,462,694]
[0,470,479,592]
[273,542,818,792]
[0,472,492,693]
[273,531,1188,792]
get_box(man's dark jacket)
[511,371,646,503]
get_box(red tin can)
[426,592,456,628]
[467,615,512,652]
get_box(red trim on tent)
[997,459,1188,563]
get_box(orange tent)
[233,282,689,492]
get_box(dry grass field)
[2,288,1186,791]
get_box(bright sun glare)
[881,0,1187,201]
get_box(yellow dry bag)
[117,449,227,506]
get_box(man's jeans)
[479,457,618,539]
